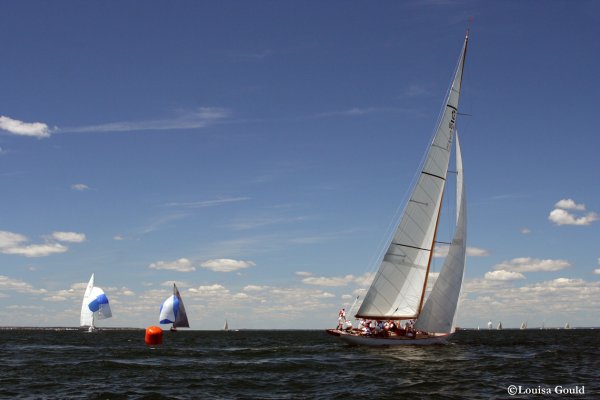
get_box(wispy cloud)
[164,196,250,208]
[434,245,489,258]
[50,232,86,243]
[60,107,230,133]
[0,115,52,138]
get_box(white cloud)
[2,243,68,257]
[549,198,598,226]
[51,232,86,243]
[300,272,374,287]
[295,271,313,277]
[0,230,85,257]
[434,245,489,258]
[521,227,531,234]
[493,257,571,272]
[594,269,600,275]
[555,199,586,211]
[548,208,599,226]
[61,107,229,133]
[200,258,255,272]
[0,115,51,138]
[71,184,90,191]
[165,197,250,208]
[148,258,196,272]
[0,275,47,295]
[485,270,526,281]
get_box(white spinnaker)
[356,34,468,319]
[415,133,467,334]
[159,295,177,324]
[80,274,95,327]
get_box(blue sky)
[1,1,599,329]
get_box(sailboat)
[80,273,112,332]
[564,322,571,329]
[520,321,527,330]
[223,319,229,331]
[159,283,190,332]
[327,31,470,346]
[487,320,493,330]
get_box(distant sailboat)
[327,30,470,346]
[80,273,112,332]
[223,319,229,331]
[159,283,190,332]
[564,322,571,329]
[497,321,503,330]
[520,321,527,330]
[487,320,493,330]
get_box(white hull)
[328,330,451,346]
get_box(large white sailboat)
[159,283,190,332]
[327,31,470,346]
[80,273,112,332]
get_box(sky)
[1,1,599,330]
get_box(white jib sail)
[80,274,95,327]
[415,132,467,334]
[356,33,469,320]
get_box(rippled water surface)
[0,328,597,399]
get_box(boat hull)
[326,329,451,346]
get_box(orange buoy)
[145,326,163,345]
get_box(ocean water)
[0,328,597,399]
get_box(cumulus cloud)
[555,199,586,211]
[300,272,374,287]
[0,230,81,257]
[51,232,86,243]
[549,198,598,226]
[200,258,255,272]
[485,270,526,281]
[434,245,489,258]
[548,208,599,226]
[149,258,195,272]
[0,115,51,138]
[594,269,600,275]
[71,184,90,191]
[0,275,46,294]
[493,257,571,273]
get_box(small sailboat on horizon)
[497,321,503,330]
[223,319,229,331]
[327,30,470,346]
[564,322,571,329]
[80,273,112,332]
[159,283,189,332]
[520,321,527,330]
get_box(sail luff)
[80,274,95,327]
[355,33,469,320]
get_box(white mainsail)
[80,273,112,329]
[520,321,527,330]
[414,133,467,334]
[356,32,469,320]
[159,283,190,328]
[223,319,229,331]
